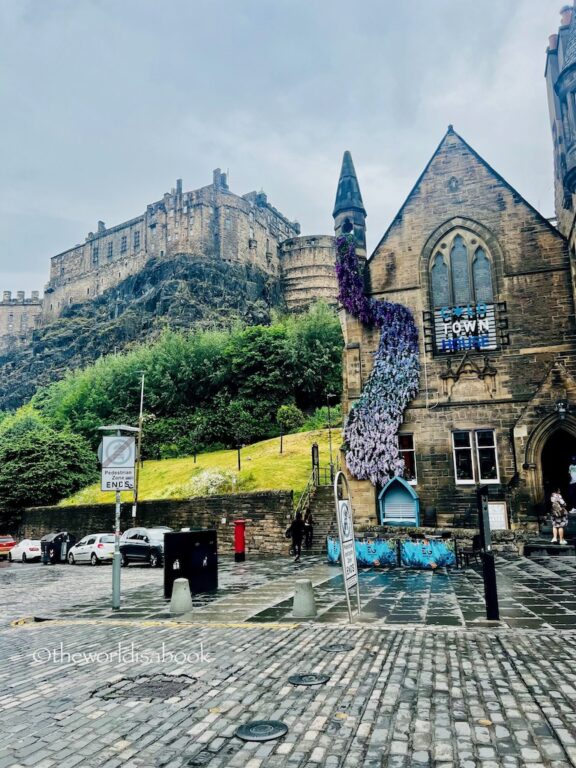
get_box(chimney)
[549,33,559,51]
[561,5,573,26]
[2,291,11,302]
[213,168,222,188]
[16,291,24,301]
[97,220,106,234]
[31,291,39,301]
[176,178,182,196]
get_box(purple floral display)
[336,235,420,486]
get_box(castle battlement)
[1,290,42,305]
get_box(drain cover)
[235,720,288,742]
[94,674,198,700]
[288,673,330,686]
[320,643,355,653]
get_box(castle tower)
[333,151,367,255]
[545,3,576,235]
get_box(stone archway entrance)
[541,428,576,504]
[525,416,576,511]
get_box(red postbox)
[234,519,246,562]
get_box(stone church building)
[337,5,576,529]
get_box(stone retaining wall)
[20,491,294,557]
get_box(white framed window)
[452,431,476,484]
[475,429,499,483]
[398,434,417,484]
[452,429,499,484]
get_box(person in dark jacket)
[291,512,305,562]
[304,511,314,549]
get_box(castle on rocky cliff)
[0,169,336,353]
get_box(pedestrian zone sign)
[100,436,136,492]
[338,499,358,590]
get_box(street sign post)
[477,485,500,621]
[333,471,361,623]
[97,425,139,611]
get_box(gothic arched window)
[472,247,494,303]
[429,230,495,308]
[431,253,450,307]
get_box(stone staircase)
[305,486,337,555]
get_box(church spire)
[333,151,367,251]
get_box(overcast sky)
[0,0,564,294]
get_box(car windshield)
[148,529,169,543]
[101,535,115,544]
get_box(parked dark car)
[119,527,173,567]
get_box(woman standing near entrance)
[551,488,569,545]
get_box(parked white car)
[8,539,41,563]
[67,533,115,565]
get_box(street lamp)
[132,371,145,520]
[327,393,337,482]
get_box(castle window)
[134,231,140,250]
[120,235,127,254]
[107,242,113,259]
[225,217,232,230]
[92,246,99,265]
[430,253,450,307]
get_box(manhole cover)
[94,674,198,700]
[288,673,330,686]
[320,643,355,653]
[235,720,288,742]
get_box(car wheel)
[21,553,27,563]
[68,553,75,565]
[90,553,99,566]
[120,553,128,567]
[8,552,12,562]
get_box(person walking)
[569,457,576,512]
[304,511,314,550]
[291,511,305,562]
[551,488,569,545]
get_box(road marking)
[10,616,299,630]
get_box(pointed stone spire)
[333,151,367,253]
[333,151,366,218]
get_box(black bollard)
[477,485,500,621]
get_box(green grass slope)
[60,429,337,506]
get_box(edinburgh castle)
[0,168,337,356]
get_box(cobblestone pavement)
[3,556,576,766]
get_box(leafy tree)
[0,428,97,514]
[276,404,305,434]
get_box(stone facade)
[337,125,576,527]
[0,291,42,355]
[280,235,338,310]
[19,490,294,556]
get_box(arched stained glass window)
[430,253,450,307]
[472,247,493,302]
[450,235,471,305]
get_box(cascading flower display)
[336,234,420,486]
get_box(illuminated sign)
[434,302,498,354]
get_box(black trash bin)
[40,532,76,565]
[164,530,218,599]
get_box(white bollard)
[170,578,193,615]
[292,579,317,619]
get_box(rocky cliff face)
[0,254,283,411]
